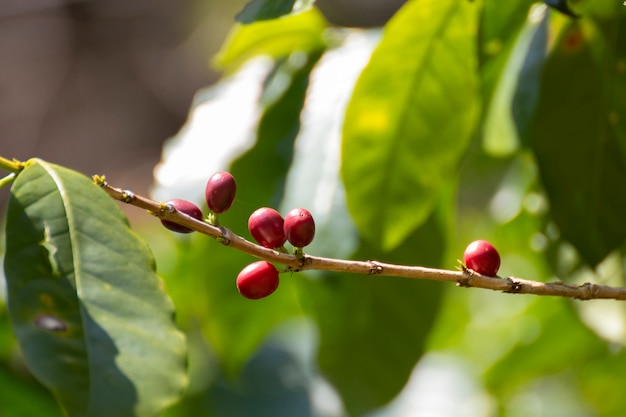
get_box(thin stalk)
[95,177,626,302]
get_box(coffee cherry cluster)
[161,174,505,298]
[241,206,315,299]
[161,171,237,233]
[463,239,501,277]
[247,207,316,250]
[159,171,317,300]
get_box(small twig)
[0,173,17,189]
[0,157,24,174]
[96,178,626,302]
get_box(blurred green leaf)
[4,159,187,417]
[164,237,302,378]
[485,297,606,411]
[299,192,450,416]
[530,17,626,266]
[609,8,626,161]
[483,4,549,156]
[164,51,321,377]
[230,50,323,229]
[572,0,623,18]
[480,0,536,100]
[236,0,309,24]
[511,7,550,146]
[236,0,296,23]
[0,365,65,417]
[341,0,480,251]
[215,9,327,71]
[543,0,579,17]
[578,346,626,416]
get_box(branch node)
[580,282,599,300]
[216,227,231,246]
[505,277,523,294]
[121,190,136,203]
[456,268,473,287]
[456,277,470,287]
[92,178,626,302]
[368,261,383,275]
[161,202,175,214]
[293,255,308,271]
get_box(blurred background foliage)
[2,0,626,416]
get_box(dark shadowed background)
[0,0,405,206]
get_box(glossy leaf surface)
[215,8,327,71]
[236,0,297,24]
[341,0,479,251]
[159,51,321,377]
[530,16,626,266]
[4,159,187,417]
[299,201,448,416]
[482,4,548,156]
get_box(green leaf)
[511,6,550,146]
[228,50,323,230]
[610,9,626,162]
[165,238,302,379]
[341,0,480,251]
[482,4,549,156]
[215,8,327,71]
[0,364,65,417]
[163,52,321,377]
[299,194,449,416]
[479,0,536,101]
[530,17,626,266]
[3,159,187,417]
[485,298,605,404]
[236,0,298,24]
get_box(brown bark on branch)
[96,178,626,302]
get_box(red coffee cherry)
[284,208,315,247]
[161,199,203,233]
[463,240,501,276]
[248,207,286,249]
[205,171,236,214]
[236,261,279,299]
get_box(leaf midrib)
[37,159,96,415]
[378,1,464,241]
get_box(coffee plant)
[1,0,626,416]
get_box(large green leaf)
[510,6,550,146]
[3,159,187,417]
[341,0,480,251]
[530,14,626,266]
[479,0,536,101]
[215,8,327,71]
[0,364,65,417]
[609,8,626,161]
[482,4,549,156]
[484,297,606,411]
[299,193,450,416]
[161,52,321,377]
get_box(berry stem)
[97,179,626,302]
